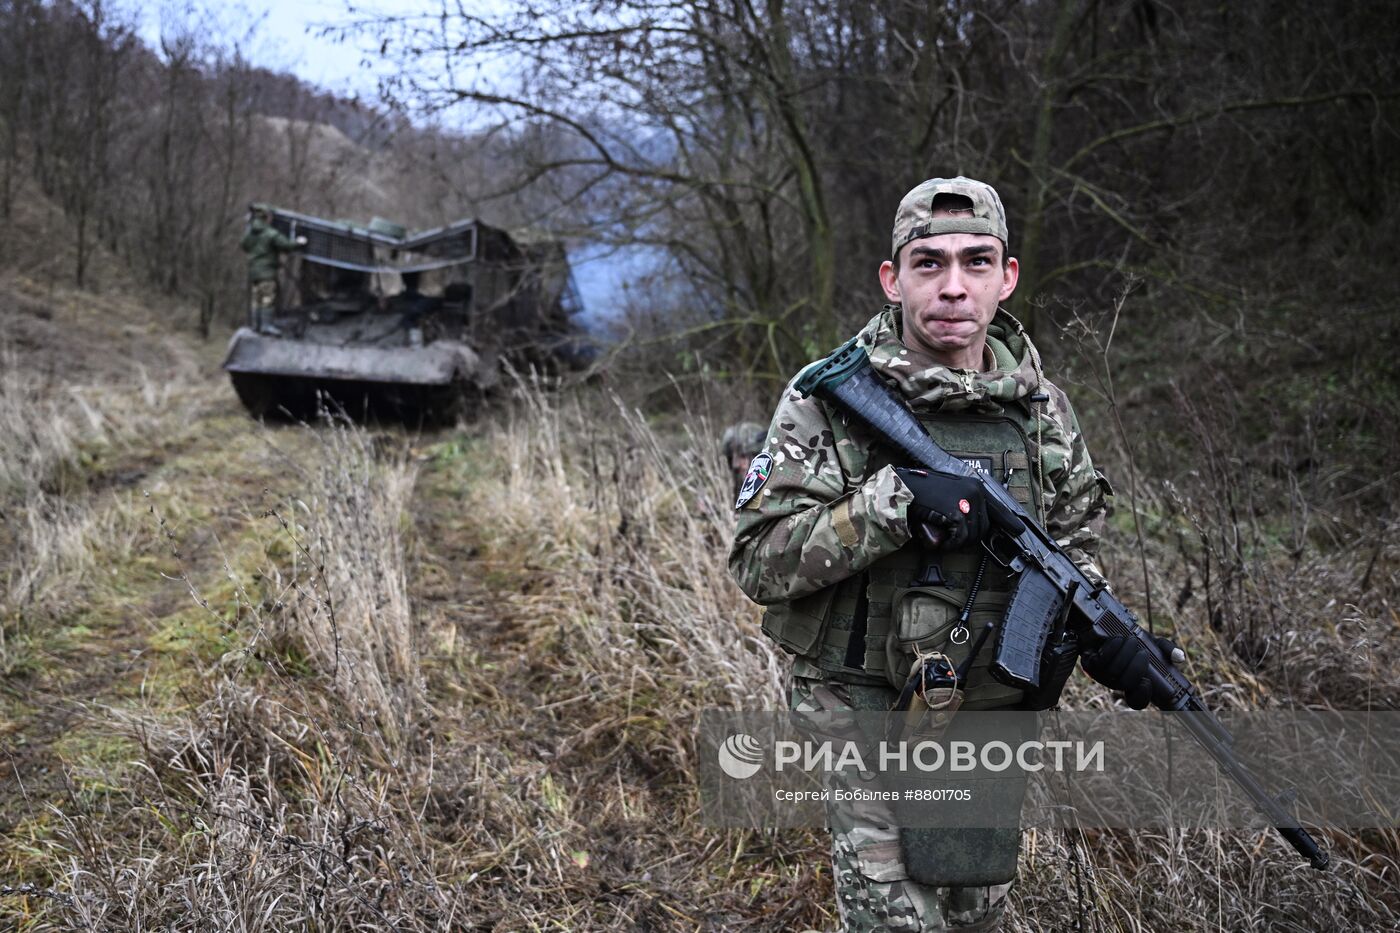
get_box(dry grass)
[6,414,438,929]
[4,367,1397,929]
[0,349,96,625]
[484,376,786,708]
[3,384,819,930]
[257,415,424,746]
[0,327,208,664]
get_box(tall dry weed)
[0,351,84,494]
[261,413,425,745]
[483,377,786,709]
[1058,297,1399,711]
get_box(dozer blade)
[222,328,485,385]
[222,328,494,423]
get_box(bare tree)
[365,1,884,374]
[359,0,1398,378]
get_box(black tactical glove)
[1080,633,1186,710]
[894,466,990,551]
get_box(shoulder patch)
[1094,469,1115,498]
[734,452,774,510]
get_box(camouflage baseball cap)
[891,176,1008,258]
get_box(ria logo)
[718,733,765,779]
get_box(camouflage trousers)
[792,676,1010,933]
[249,279,276,328]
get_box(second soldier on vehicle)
[240,203,305,334]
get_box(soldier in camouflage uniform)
[729,177,1118,931]
[240,204,305,333]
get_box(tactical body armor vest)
[763,407,1044,708]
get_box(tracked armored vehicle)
[223,207,583,422]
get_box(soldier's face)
[878,232,1018,367]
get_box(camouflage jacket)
[240,218,300,283]
[729,305,1109,605]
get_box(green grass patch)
[52,728,141,799]
[0,628,45,680]
[425,434,487,470]
[149,603,234,663]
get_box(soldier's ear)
[998,256,1019,302]
[878,260,901,302]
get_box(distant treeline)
[3,1,1399,357]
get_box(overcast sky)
[138,1,403,98]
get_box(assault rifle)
[795,337,1329,871]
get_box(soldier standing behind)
[729,177,1169,931]
[721,421,768,500]
[240,203,305,334]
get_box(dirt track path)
[0,277,828,928]
[0,264,485,902]
[0,311,500,906]
[0,334,326,884]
